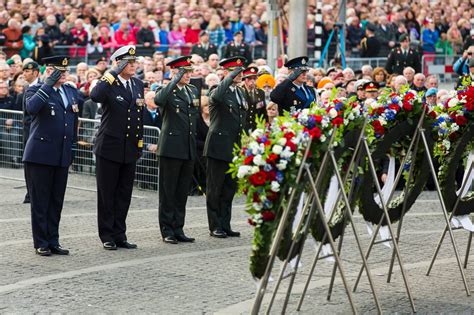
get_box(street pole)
[266,0,279,74]
[288,0,308,58]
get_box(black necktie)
[126,81,132,97]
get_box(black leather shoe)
[116,241,137,249]
[35,247,51,256]
[176,234,195,242]
[224,230,241,237]
[163,236,178,244]
[210,229,227,238]
[50,246,70,255]
[103,242,117,250]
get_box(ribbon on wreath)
[452,152,474,232]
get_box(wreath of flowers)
[359,86,433,225]
[430,82,474,215]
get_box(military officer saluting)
[23,55,82,256]
[270,56,316,113]
[241,66,266,131]
[223,31,252,64]
[385,33,421,75]
[154,56,199,244]
[191,31,218,61]
[204,56,247,238]
[90,45,144,250]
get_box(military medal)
[176,107,180,113]
[193,99,199,107]
[72,103,79,113]
[50,106,55,116]
[138,139,143,148]
[136,98,145,107]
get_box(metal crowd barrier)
[421,54,461,84]
[0,109,160,191]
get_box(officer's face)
[23,69,38,83]
[46,67,68,85]
[122,60,138,77]
[294,71,307,85]
[230,70,243,84]
[244,76,256,89]
[179,70,192,85]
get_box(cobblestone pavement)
[1,167,474,314]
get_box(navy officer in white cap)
[23,55,83,256]
[90,45,145,250]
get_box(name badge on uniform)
[136,98,145,107]
[138,139,143,148]
[193,99,199,107]
[293,100,298,105]
[176,107,180,113]
[72,103,79,113]
[116,95,124,102]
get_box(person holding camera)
[154,55,199,244]
[453,46,474,76]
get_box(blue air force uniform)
[22,56,82,252]
[90,45,145,247]
[270,56,316,113]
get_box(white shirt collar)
[30,78,39,86]
[118,75,130,87]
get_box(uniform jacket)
[190,42,218,61]
[385,47,421,74]
[242,86,266,131]
[204,75,247,162]
[154,76,199,160]
[223,41,252,64]
[270,79,316,113]
[90,74,144,164]
[22,83,81,167]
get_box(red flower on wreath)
[331,117,344,127]
[455,115,468,126]
[315,115,323,123]
[261,211,276,221]
[248,218,256,226]
[249,171,267,186]
[402,101,413,111]
[372,120,385,136]
[284,131,295,141]
[267,153,279,164]
[244,156,253,165]
[286,140,297,152]
[309,126,322,139]
[253,192,261,202]
[388,104,400,112]
[267,191,279,201]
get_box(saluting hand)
[229,66,244,79]
[110,59,129,76]
[174,68,187,81]
[288,68,304,81]
[45,69,62,87]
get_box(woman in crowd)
[372,67,389,88]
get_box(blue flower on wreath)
[438,128,448,135]
[263,163,273,172]
[276,171,284,183]
[245,149,253,156]
[263,199,273,209]
[403,162,411,171]
[391,97,399,104]
[335,102,344,111]
[306,115,316,129]
[385,110,396,121]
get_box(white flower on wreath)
[280,148,294,159]
[379,117,387,126]
[328,108,338,118]
[251,166,259,174]
[272,144,283,155]
[253,202,263,211]
[277,138,287,146]
[442,139,451,150]
[448,98,459,108]
[249,142,259,155]
[271,181,280,192]
[237,165,252,178]
[321,116,330,128]
[276,160,288,170]
[251,129,264,139]
[347,113,355,121]
[295,157,302,166]
[451,123,460,132]
[320,134,327,142]
[253,154,265,166]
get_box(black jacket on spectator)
[347,25,364,51]
[82,99,98,120]
[375,24,397,57]
[191,43,218,61]
[385,47,421,74]
[360,36,381,57]
[45,25,61,43]
[223,42,252,65]
[143,107,162,130]
[0,95,14,110]
[136,27,155,56]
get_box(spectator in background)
[447,23,463,54]
[69,19,88,57]
[168,22,186,56]
[75,62,88,85]
[422,19,439,55]
[403,67,416,84]
[97,25,117,51]
[3,19,24,58]
[207,15,225,49]
[241,14,256,45]
[44,15,60,44]
[156,20,170,54]
[23,12,42,36]
[360,24,380,57]
[411,73,427,92]
[376,15,397,58]
[136,18,155,56]
[207,53,219,70]
[426,75,439,88]
[222,20,234,44]
[20,26,35,59]
[347,16,364,56]
[223,31,251,63]
[361,64,373,79]
[114,18,136,46]
[191,31,218,61]
[436,32,453,55]
[372,67,389,88]
[385,34,421,74]
[229,10,243,34]
[392,75,408,93]
[454,46,474,75]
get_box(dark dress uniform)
[204,57,247,237]
[90,46,144,247]
[385,35,421,74]
[22,56,81,254]
[223,40,252,65]
[154,56,199,243]
[241,67,266,131]
[191,42,218,61]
